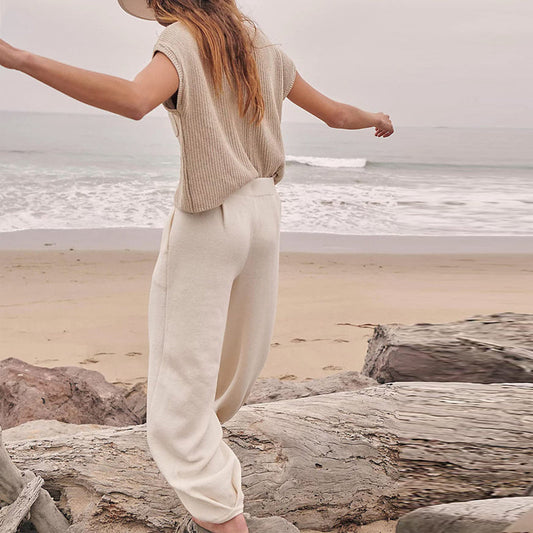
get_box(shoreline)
[2,248,532,389]
[1,244,530,533]
[1,228,533,253]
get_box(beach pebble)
[244,512,300,532]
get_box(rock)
[123,381,148,423]
[1,356,376,431]
[244,370,377,404]
[0,358,141,429]
[121,371,377,425]
[362,312,533,384]
[243,512,300,532]
[396,497,533,533]
[504,505,533,532]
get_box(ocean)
[1,110,532,236]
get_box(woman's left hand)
[0,38,25,70]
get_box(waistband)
[231,177,276,196]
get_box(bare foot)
[192,512,249,533]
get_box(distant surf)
[1,112,532,236]
[286,155,533,171]
[286,155,367,169]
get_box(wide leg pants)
[146,177,281,524]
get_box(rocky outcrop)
[0,358,141,429]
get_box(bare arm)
[287,71,394,137]
[0,38,179,121]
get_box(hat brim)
[117,0,157,21]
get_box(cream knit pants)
[146,177,281,524]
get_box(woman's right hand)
[374,112,394,137]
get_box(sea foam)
[286,155,367,169]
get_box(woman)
[0,1,393,532]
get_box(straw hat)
[117,0,157,20]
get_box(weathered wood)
[362,312,533,383]
[396,497,533,533]
[2,382,532,532]
[0,473,42,533]
[2,419,109,443]
[0,426,70,533]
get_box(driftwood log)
[1,382,532,532]
[0,474,43,533]
[0,428,70,532]
[362,312,533,383]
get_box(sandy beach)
[1,230,533,532]
[1,232,532,388]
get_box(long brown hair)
[147,0,265,125]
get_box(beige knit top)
[152,20,296,213]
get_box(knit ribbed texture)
[152,21,296,213]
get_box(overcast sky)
[0,0,531,127]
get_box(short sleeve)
[152,25,186,112]
[278,46,297,100]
